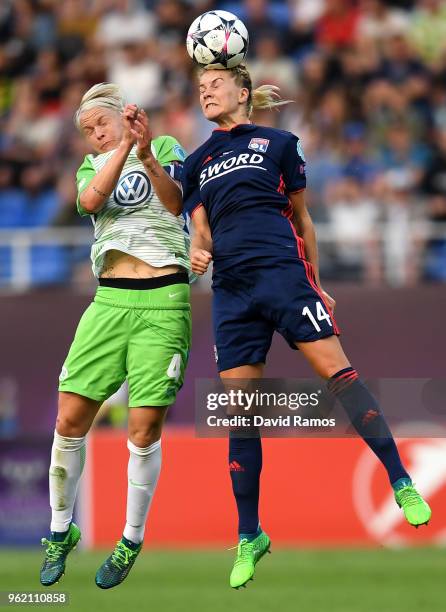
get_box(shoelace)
[397,486,423,507]
[41,538,66,562]
[110,542,134,569]
[228,539,254,566]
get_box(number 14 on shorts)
[302,301,332,332]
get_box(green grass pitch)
[1,547,444,612]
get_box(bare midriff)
[99,249,182,279]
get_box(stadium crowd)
[1,0,446,286]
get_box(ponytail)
[230,65,293,116]
[251,84,291,113]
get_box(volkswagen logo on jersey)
[114,171,151,206]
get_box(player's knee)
[128,427,162,448]
[55,413,86,438]
[317,359,351,380]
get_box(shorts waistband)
[98,272,189,290]
[94,281,190,310]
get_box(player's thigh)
[58,301,128,402]
[296,335,350,379]
[127,307,191,408]
[220,363,264,416]
[220,364,264,379]
[213,286,273,372]
[128,406,169,447]
[57,391,103,437]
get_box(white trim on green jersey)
[76,136,191,278]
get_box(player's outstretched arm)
[79,104,137,214]
[190,206,213,275]
[289,190,336,312]
[131,109,183,216]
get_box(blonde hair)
[200,64,292,117]
[74,82,125,129]
[231,65,292,116]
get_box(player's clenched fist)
[191,248,212,275]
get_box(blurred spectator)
[420,128,446,203]
[336,46,379,120]
[325,176,381,283]
[248,35,298,96]
[0,45,15,117]
[377,33,426,84]
[28,1,57,52]
[430,78,446,132]
[315,88,348,148]
[96,0,156,48]
[356,0,410,46]
[409,0,446,67]
[4,81,62,161]
[0,163,27,228]
[300,126,342,215]
[55,0,99,61]
[155,0,189,44]
[0,2,14,41]
[298,51,329,118]
[420,128,446,280]
[31,49,63,107]
[106,40,163,109]
[378,121,429,190]
[316,0,360,51]
[341,122,380,184]
[233,0,285,44]
[20,165,58,228]
[379,169,424,286]
[288,0,325,58]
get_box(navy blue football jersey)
[181,124,306,276]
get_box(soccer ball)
[186,10,249,70]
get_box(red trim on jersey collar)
[213,123,255,132]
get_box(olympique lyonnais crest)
[248,138,269,153]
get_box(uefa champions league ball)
[186,10,249,70]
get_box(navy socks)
[229,433,262,536]
[328,367,410,485]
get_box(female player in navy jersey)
[182,66,431,589]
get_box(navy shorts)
[212,258,340,372]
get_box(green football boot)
[95,538,142,589]
[40,523,81,586]
[394,483,432,527]
[229,531,271,589]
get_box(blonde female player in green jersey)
[40,83,192,590]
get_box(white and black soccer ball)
[186,10,249,70]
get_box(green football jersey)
[76,136,191,278]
